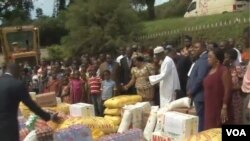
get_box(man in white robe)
[149,46,180,108]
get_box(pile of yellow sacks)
[19,102,70,119]
[185,128,222,141]
[103,95,142,126]
[57,117,118,134]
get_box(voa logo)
[226,129,246,136]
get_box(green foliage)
[0,0,34,26]
[36,8,43,18]
[140,11,249,47]
[47,44,65,61]
[132,0,155,20]
[33,14,68,46]
[155,0,191,19]
[62,0,142,56]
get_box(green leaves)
[63,0,142,55]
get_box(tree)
[36,8,43,18]
[53,0,69,17]
[33,15,68,46]
[0,0,34,25]
[132,0,155,20]
[62,0,142,56]
[155,0,192,19]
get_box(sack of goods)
[45,103,70,115]
[185,128,222,141]
[57,117,118,134]
[69,103,95,117]
[54,125,93,141]
[36,127,54,141]
[98,128,144,141]
[23,130,38,141]
[104,115,121,126]
[92,129,105,141]
[104,108,121,116]
[104,95,142,108]
[167,97,191,111]
[19,102,70,120]
[118,102,150,133]
[144,106,159,141]
[168,97,196,116]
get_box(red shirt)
[88,76,102,95]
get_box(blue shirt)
[101,79,116,100]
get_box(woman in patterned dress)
[224,49,244,124]
[123,56,155,103]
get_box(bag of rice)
[57,117,117,134]
[104,108,121,116]
[118,109,132,133]
[104,115,121,125]
[23,130,38,141]
[185,128,222,141]
[144,106,159,141]
[104,95,142,108]
[154,107,170,132]
[168,97,191,110]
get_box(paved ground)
[0,48,48,65]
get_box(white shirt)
[116,55,124,65]
[188,51,207,77]
[149,56,180,108]
[5,72,12,76]
[187,63,195,77]
[233,48,242,64]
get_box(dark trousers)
[194,101,205,132]
[91,95,102,116]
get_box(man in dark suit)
[187,41,210,132]
[176,36,192,99]
[120,47,136,94]
[0,63,60,141]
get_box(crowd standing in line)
[0,26,249,132]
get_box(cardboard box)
[69,103,95,117]
[163,111,198,141]
[36,92,57,107]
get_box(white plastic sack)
[143,106,159,141]
[135,102,151,113]
[154,107,170,132]
[168,97,191,110]
[23,130,38,141]
[118,109,132,133]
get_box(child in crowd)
[61,76,70,103]
[101,70,117,114]
[88,67,102,116]
[69,71,85,104]
[46,71,61,96]
[38,70,49,94]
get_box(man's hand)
[51,113,63,123]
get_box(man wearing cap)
[149,46,180,108]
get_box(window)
[7,31,34,52]
[187,2,197,12]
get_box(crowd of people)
[0,27,249,134]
